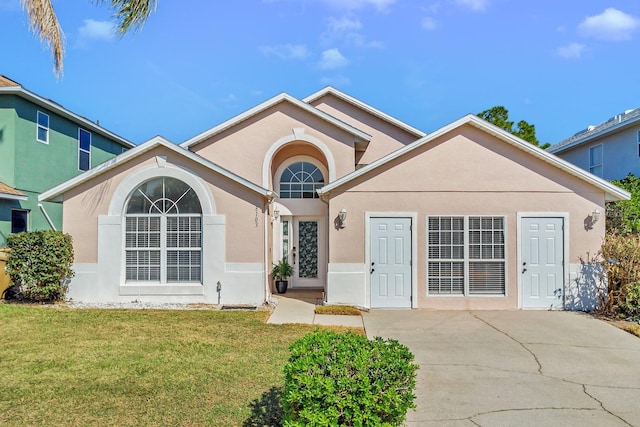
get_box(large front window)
[279,161,324,199]
[428,216,505,296]
[125,177,202,283]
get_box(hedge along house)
[40,88,629,309]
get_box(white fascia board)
[465,117,630,202]
[304,86,427,138]
[39,136,273,202]
[319,114,630,202]
[180,92,371,149]
[0,193,28,201]
[0,86,135,149]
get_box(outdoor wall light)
[271,207,280,223]
[338,208,347,228]
[590,209,600,227]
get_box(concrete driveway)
[363,311,640,426]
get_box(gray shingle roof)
[548,108,640,153]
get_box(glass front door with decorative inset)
[288,217,325,288]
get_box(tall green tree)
[477,106,550,149]
[21,0,157,76]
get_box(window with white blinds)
[125,177,202,284]
[428,216,506,296]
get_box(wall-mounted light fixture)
[271,207,280,223]
[590,209,600,227]
[338,208,347,228]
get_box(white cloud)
[421,16,440,31]
[320,75,351,86]
[423,2,441,14]
[318,0,396,12]
[322,16,382,48]
[259,44,310,59]
[77,19,115,43]
[578,8,640,41]
[556,42,585,59]
[454,0,488,12]
[319,48,349,69]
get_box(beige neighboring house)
[40,87,629,310]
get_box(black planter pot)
[275,280,288,294]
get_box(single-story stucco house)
[39,87,629,310]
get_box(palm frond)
[96,0,158,34]
[21,0,65,77]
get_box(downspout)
[264,194,275,305]
[319,191,330,304]
[38,204,57,231]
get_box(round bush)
[281,330,418,426]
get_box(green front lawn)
[0,304,342,426]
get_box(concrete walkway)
[266,293,364,328]
[363,310,640,426]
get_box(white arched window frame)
[124,177,203,284]
[278,161,326,199]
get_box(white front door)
[521,217,564,309]
[290,217,325,288]
[370,217,412,308]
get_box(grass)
[315,305,362,316]
[0,304,357,426]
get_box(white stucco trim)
[180,93,371,149]
[40,136,273,203]
[262,131,337,188]
[107,162,216,216]
[516,212,570,310]
[318,114,630,202]
[365,212,418,309]
[303,86,426,138]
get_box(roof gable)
[39,136,274,202]
[304,86,426,139]
[319,114,630,202]
[180,92,372,149]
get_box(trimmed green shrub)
[281,330,418,427]
[620,283,640,318]
[6,230,75,302]
[607,174,640,235]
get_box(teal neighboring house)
[0,75,134,246]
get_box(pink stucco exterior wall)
[326,124,606,310]
[188,102,360,186]
[308,94,422,166]
[61,146,266,264]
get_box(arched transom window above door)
[279,161,325,199]
[125,177,202,284]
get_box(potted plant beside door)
[271,259,294,294]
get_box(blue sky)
[1,0,640,146]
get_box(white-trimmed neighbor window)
[637,130,640,157]
[589,144,603,177]
[11,209,29,233]
[124,177,202,283]
[36,111,49,144]
[428,216,506,296]
[78,129,91,171]
[279,161,324,199]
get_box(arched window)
[125,177,202,283]
[279,161,325,199]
